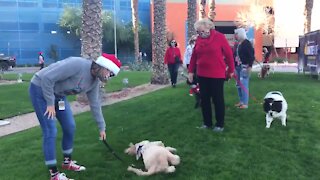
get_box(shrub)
[127,60,152,71]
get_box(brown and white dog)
[124,140,180,176]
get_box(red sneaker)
[50,172,73,180]
[61,160,86,171]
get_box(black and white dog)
[263,91,288,128]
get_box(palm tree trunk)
[81,0,103,60]
[131,0,140,62]
[304,0,314,33]
[151,0,169,85]
[208,0,216,21]
[79,0,103,103]
[187,0,197,40]
[199,0,206,19]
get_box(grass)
[0,73,320,179]
[0,71,151,119]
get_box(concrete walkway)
[0,83,169,137]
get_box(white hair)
[194,18,215,31]
[235,28,247,40]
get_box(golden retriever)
[124,140,180,176]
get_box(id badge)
[58,100,65,111]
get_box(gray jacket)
[31,57,105,131]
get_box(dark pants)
[198,77,225,128]
[168,63,179,85]
[40,63,44,70]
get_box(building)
[152,0,270,61]
[0,0,151,65]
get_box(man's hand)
[44,105,56,120]
[99,131,106,140]
[188,73,194,83]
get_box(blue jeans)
[235,65,250,106]
[29,83,75,166]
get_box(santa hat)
[96,53,122,75]
[38,52,43,55]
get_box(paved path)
[0,83,169,137]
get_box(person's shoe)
[196,125,210,129]
[234,102,242,107]
[172,84,176,88]
[50,172,73,180]
[213,127,224,132]
[62,160,86,172]
[238,105,248,109]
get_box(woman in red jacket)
[164,39,182,87]
[188,18,235,132]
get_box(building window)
[42,0,61,8]
[120,1,131,11]
[18,0,38,7]
[139,2,150,11]
[0,22,19,32]
[43,23,59,33]
[20,22,39,32]
[103,0,114,10]
[0,0,17,7]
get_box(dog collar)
[136,145,144,160]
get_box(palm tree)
[151,0,169,84]
[78,0,103,103]
[304,0,314,33]
[187,0,197,40]
[131,0,140,62]
[208,0,216,21]
[81,0,103,60]
[199,0,206,19]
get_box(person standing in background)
[39,52,45,70]
[234,28,255,109]
[164,39,182,88]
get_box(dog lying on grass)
[124,140,180,176]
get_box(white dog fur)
[263,91,288,128]
[124,140,180,176]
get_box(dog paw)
[127,166,133,171]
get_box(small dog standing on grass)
[125,140,180,176]
[182,72,201,108]
[263,91,288,128]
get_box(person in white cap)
[29,53,121,180]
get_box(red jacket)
[164,47,182,64]
[188,30,235,78]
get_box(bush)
[127,60,152,71]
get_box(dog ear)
[129,142,134,147]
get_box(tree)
[131,0,140,62]
[78,0,103,103]
[208,0,216,21]
[151,0,169,84]
[304,0,314,33]
[81,0,103,60]
[187,0,197,40]
[199,0,206,19]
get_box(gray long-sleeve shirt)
[31,57,106,131]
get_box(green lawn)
[0,73,320,179]
[0,71,151,119]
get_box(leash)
[101,139,143,169]
[101,139,126,164]
[232,74,260,103]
